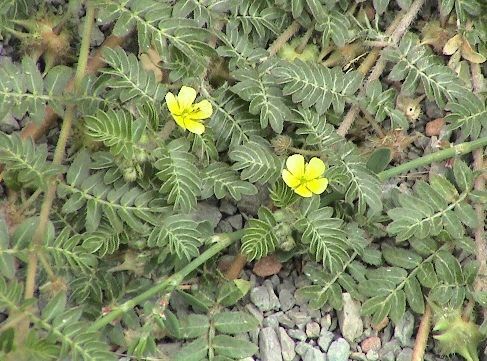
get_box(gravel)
[260,327,283,361]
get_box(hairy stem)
[88,230,244,332]
[337,0,424,137]
[289,146,323,157]
[411,303,432,361]
[23,3,95,301]
[296,23,314,54]
[224,253,248,280]
[378,137,487,181]
[268,21,300,56]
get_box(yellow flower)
[165,86,213,135]
[282,154,328,197]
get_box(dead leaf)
[443,34,462,55]
[461,41,486,64]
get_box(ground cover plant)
[0,0,486,360]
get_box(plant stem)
[23,3,95,301]
[0,313,27,333]
[377,137,487,181]
[289,146,323,157]
[337,0,424,137]
[268,21,300,56]
[411,303,432,361]
[88,230,244,332]
[224,253,248,280]
[296,23,314,54]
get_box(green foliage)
[0,133,64,189]
[445,92,487,140]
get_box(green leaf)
[382,245,422,269]
[241,207,278,261]
[367,148,392,174]
[404,276,425,314]
[41,292,67,322]
[445,92,487,140]
[178,315,210,339]
[373,0,390,14]
[174,337,208,361]
[84,109,147,160]
[0,218,14,279]
[229,139,282,184]
[217,279,251,307]
[453,159,474,192]
[212,335,258,358]
[273,60,362,115]
[148,216,203,261]
[213,311,259,334]
[202,162,258,201]
[231,61,291,133]
[154,139,201,212]
[315,9,350,47]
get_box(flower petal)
[192,100,213,119]
[165,92,180,114]
[286,154,305,177]
[304,157,326,180]
[282,169,300,188]
[306,177,328,195]
[177,86,197,110]
[184,118,205,135]
[294,184,313,197]
[172,114,187,130]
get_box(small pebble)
[253,255,283,277]
[361,336,381,353]
[259,327,283,361]
[396,348,413,361]
[317,330,334,352]
[287,329,307,341]
[251,286,273,312]
[303,348,325,361]
[279,288,296,312]
[328,338,350,361]
[227,214,243,229]
[338,293,364,342]
[277,313,295,328]
[394,311,415,347]
[278,327,296,361]
[305,321,320,338]
[366,350,379,361]
[287,309,311,327]
[295,342,314,356]
[219,199,237,215]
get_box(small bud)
[123,167,137,182]
[272,135,293,155]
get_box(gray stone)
[381,351,395,361]
[394,311,415,347]
[246,304,264,324]
[219,199,237,215]
[317,330,334,352]
[295,342,314,356]
[237,185,269,216]
[320,314,332,330]
[227,214,243,229]
[287,329,307,341]
[278,327,296,361]
[338,293,364,342]
[260,327,283,361]
[263,312,283,330]
[270,274,281,288]
[306,322,320,338]
[251,286,273,312]
[277,313,295,328]
[328,338,351,361]
[215,219,233,233]
[349,352,367,361]
[263,280,280,310]
[380,339,401,358]
[396,348,413,361]
[277,278,296,294]
[189,203,222,229]
[287,309,311,327]
[366,350,379,361]
[304,348,326,361]
[279,288,295,312]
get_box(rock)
[263,280,280,309]
[251,286,273,312]
[253,255,283,277]
[320,314,332,330]
[246,304,264,324]
[287,309,311,327]
[227,214,243,229]
[277,313,295,328]
[260,327,283,361]
[349,352,367,361]
[425,100,443,119]
[379,340,401,360]
[394,311,415,347]
[366,350,379,361]
[189,203,222,229]
[381,351,395,361]
[306,322,321,338]
[396,348,413,361]
[303,348,326,361]
[425,118,445,136]
[237,185,269,216]
[279,327,296,361]
[287,329,307,341]
[215,219,233,233]
[279,288,296,312]
[328,338,350,361]
[264,312,283,330]
[338,293,364,342]
[295,342,314,356]
[271,274,281,288]
[317,330,334,352]
[219,199,237,215]
[361,336,381,353]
